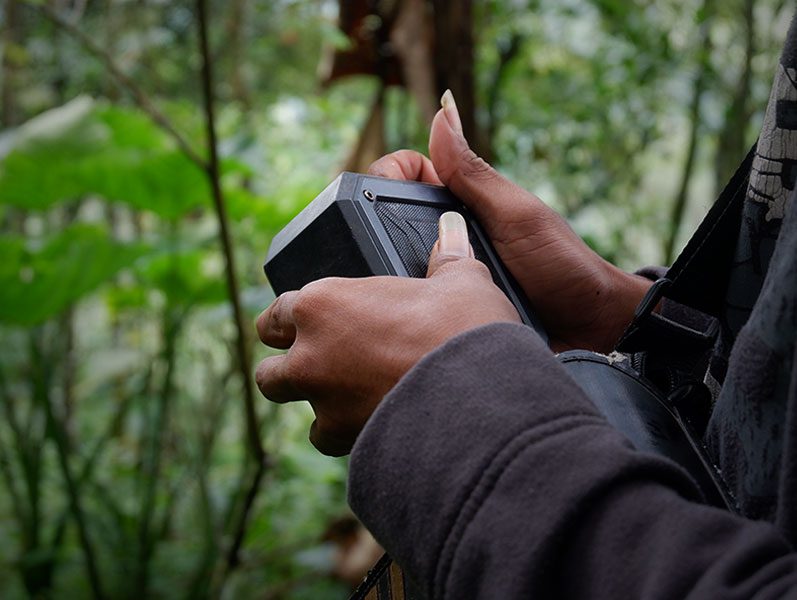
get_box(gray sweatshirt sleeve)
[347,322,797,599]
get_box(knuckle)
[255,311,269,342]
[469,259,492,279]
[254,360,269,391]
[258,293,298,346]
[367,154,392,176]
[292,282,330,322]
[392,149,417,162]
[266,304,284,336]
[434,159,457,183]
[463,259,493,283]
[266,296,287,332]
[313,416,333,439]
[284,346,312,385]
[285,344,328,395]
[311,417,350,454]
[457,148,495,181]
[436,257,492,283]
[368,150,417,178]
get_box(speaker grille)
[373,199,494,279]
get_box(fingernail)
[438,211,470,257]
[441,89,463,136]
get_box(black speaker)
[264,172,545,338]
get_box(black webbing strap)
[665,143,757,313]
[617,143,757,353]
[349,552,421,600]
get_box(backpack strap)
[616,143,756,353]
[348,552,421,600]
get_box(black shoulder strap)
[665,143,757,313]
[616,143,756,352]
[348,552,420,600]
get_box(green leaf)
[0,225,148,326]
[136,245,227,307]
[0,98,209,219]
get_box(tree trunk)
[343,85,387,173]
[431,0,487,157]
[663,0,714,264]
[391,0,437,125]
[486,32,524,159]
[333,0,483,167]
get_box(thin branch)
[184,369,227,600]
[134,308,181,598]
[0,434,26,535]
[0,344,36,574]
[48,382,138,554]
[0,362,27,462]
[29,1,207,171]
[196,0,263,465]
[222,460,266,568]
[196,0,269,583]
[486,32,524,154]
[30,333,106,599]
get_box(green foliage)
[0,0,791,598]
[137,245,227,307]
[0,98,209,219]
[478,0,674,215]
[0,224,147,326]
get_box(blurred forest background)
[0,0,793,598]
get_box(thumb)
[426,212,474,277]
[429,90,539,225]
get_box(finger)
[254,355,305,403]
[429,91,544,224]
[256,291,300,349]
[309,418,355,457]
[367,150,443,185]
[426,212,474,277]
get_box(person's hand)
[368,91,652,352]
[255,213,521,456]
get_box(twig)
[48,382,138,554]
[1,338,48,591]
[196,0,268,582]
[30,333,106,599]
[196,0,263,465]
[0,434,26,535]
[134,308,182,598]
[486,32,524,153]
[223,460,266,564]
[184,371,226,600]
[29,1,207,171]
[0,362,28,468]
[0,369,28,556]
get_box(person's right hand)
[368,91,652,353]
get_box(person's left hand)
[255,212,521,456]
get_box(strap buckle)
[633,277,672,321]
[616,277,672,353]
[616,276,718,354]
